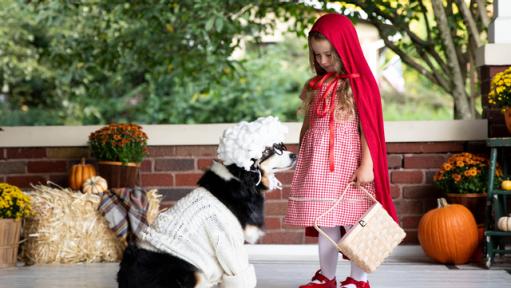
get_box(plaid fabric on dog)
[99,187,153,241]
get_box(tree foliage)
[0,0,494,124]
[0,0,306,124]
[302,0,493,119]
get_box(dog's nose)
[290,153,297,160]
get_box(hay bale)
[21,184,125,264]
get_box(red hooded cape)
[307,13,398,224]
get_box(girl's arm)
[352,129,374,185]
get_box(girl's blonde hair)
[299,31,355,121]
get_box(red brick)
[395,200,423,215]
[175,146,217,157]
[282,222,301,230]
[141,159,152,172]
[6,175,47,188]
[175,173,203,186]
[281,186,291,199]
[140,173,173,187]
[487,109,503,121]
[386,143,463,154]
[387,155,402,169]
[390,185,401,199]
[286,144,299,154]
[260,231,304,244]
[0,148,5,160]
[264,217,281,230]
[0,161,26,174]
[155,159,194,171]
[401,216,422,229]
[422,143,465,153]
[402,229,418,244]
[402,185,440,199]
[265,189,282,200]
[404,155,446,169]
[391,171,423,184]
[488,65,510,78]
[425,171,437,184]
[27,160,67,173]
[265,201,288,216]
[197,158,215,170]
[386,143,422,153]
[147,146,176,157]
[422,198,439,213]
[49,174,69,188]
[276,171,294,185]
[46,147,89,159]
[480,65,510,82]
[7,148,46,159]
[305,236,318,244]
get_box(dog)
[118,116,296,288]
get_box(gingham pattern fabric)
[284,85,375,227]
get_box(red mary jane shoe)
[339,277,370,288]
[299,270,336,288]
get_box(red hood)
[310,13,398,222]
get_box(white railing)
[0,120,487,147]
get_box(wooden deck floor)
[0,245,509,288]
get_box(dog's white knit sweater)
[138,187,256,288]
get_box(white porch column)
[488,0,511,43]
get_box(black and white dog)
[118,117,296,288]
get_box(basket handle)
[313,182,376,249]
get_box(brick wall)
[0,140,488,245]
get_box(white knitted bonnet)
[217,116,288,171]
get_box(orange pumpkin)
[69,158,96,191]
[418,198,478,264]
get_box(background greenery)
[0,0,456,125]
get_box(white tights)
[317,226,368,286]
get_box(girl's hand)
[351,164,374,186]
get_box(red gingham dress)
[284,84,375,227]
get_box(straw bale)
[21,184,125,264]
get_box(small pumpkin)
[69,158,96,191]
[501,179,511,191]
[418,198,479,265]
[497,214,511,231]
[82,176,108,194]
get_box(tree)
[0,0,300,124]
[291,0,493,119]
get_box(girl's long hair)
[299,31,355,121]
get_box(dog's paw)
[244,225,265,244]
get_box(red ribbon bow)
[308,72,360,172]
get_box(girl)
[284,13,398,288]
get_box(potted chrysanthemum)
[88,123,148,188]
[0,183,31,267]
[433,152,501,223]
[488,66,511,133]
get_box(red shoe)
[339,277,370,288]
[299,270,336,288]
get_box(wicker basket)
[0,219,21,268]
